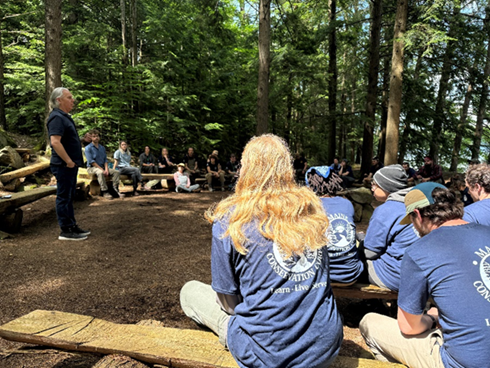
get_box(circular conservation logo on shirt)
[272,243,318,273]
[326,213,355,256]
[480,253,490,290]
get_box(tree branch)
[1,11,36,21]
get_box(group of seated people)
[83,129,241,198]
[179,134,490,368]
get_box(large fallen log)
[0,160,50,184]
[0,310,405,368]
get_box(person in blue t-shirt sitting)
[339,158,355,188]
[362,165,419,291]
[402,162,417,186]
[329,157,341,175]
[180,134,342,368]
[360,183,490,368]
[463,163,490,225]
[306,166,364,286]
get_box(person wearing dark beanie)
[362,164,419,291]
[306,167,364,285]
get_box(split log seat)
[0,181,89,233]
[332,283,398,300]
[0,310,405,368]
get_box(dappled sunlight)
[14,277,66,298]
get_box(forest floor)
[0,188,394,367]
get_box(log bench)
[332,283,398,300]
[0,181,89,233]
[0,310,405,368]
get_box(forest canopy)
[1,0,489,170]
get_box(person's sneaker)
[72,225,91,236]
[59,228,88,241]
[208,187,214,192]
[221,187,225,191]
[192,188,201,193]
[103,192,113,200]
[133,191,140,196]
[118,192,125,198]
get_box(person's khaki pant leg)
[109,168,120,190]
[180,281,230,347]
[87,167,108,191]
[205,173,213,186]
[219,172,225,187]
[360,313,444,368]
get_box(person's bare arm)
[50,135,75,168]
[397,307,437,335]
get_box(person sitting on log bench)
[360,183,490,368]
[113,140,147,196]
[462,163,490,225]
[205,155,225,192]
[85,129,122,200]
[139,146,157,174]
[157,147,175,174]
[182,147,200,184]
[180,134,342,368]
[361,164,419,292]
[306,166,364,286]
[173,163,200,193]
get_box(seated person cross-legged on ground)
[180,134,343,368]
[173,163,200,193]
[85,129,122,200]
[113,140,146,196]
[306,166,364,286]
[206,155,225,192]
[362,164,419,291]
[360,183,490,368]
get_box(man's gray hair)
[50,87,69,110]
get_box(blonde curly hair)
[205,134,329,258]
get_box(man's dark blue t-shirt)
[321,197,363,284]
[463,199,490,226]
[47,108,83,167]
[399,223,490,368]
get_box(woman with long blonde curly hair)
[180,134,342,368]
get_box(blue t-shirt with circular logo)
[211,219,343,368]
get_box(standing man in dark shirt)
[47,87,90,241]
[139,146,157,173]
[293,153,308,183]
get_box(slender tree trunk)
[327,0,337,162]
[285,74,292,145]
[384,0,408,165]
[121,0,127,65]
[45,0,63,147]
[472,1,490,161]
[379,53,390,160]
[429,5,460,163]
[450,82,473,170]
[398,49,424,164]
[0,20,6,130]
[130,0,137,67]
[361,0,383,174]
[256,0,271,135]
[339,52,347,159]
[67,0,79,25]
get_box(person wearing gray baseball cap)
[361,164,419,291]
[360,182,490,368]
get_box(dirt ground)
[0,187,387,367]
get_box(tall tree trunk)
[429,5,460,163]
[130,0,137,67]
[361,0,383,174]
[384,0,408,165]
[256,0,271,135]
[450,81,472,170]
[67,0,79,25]
[339,51,347,159]
[327,0,337,162]
[472,1,490,161]
[45,0,63,146]
[0,20,6,130]
[398,49,424,164]
[121,0,127,65]
[378,53,390,160]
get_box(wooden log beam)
[0,310,404,368]
[332,283,398,300]
[0,161,50,184]
[14,148,33,155]
[0,181,86,215]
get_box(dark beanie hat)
[373,164,408,193]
